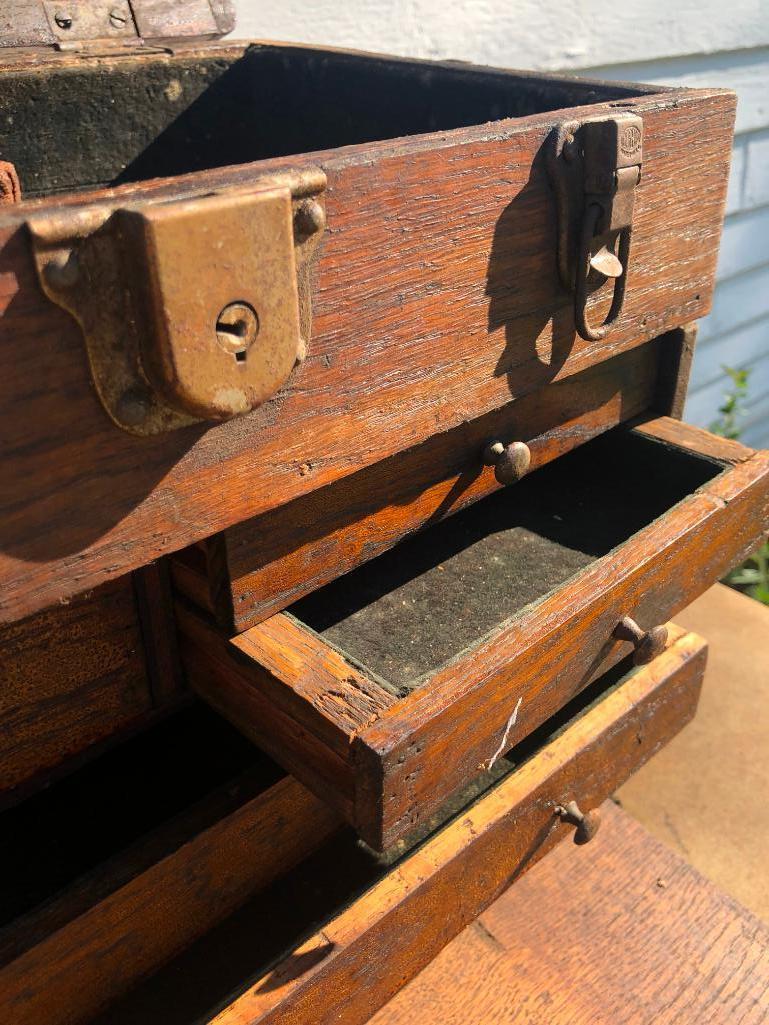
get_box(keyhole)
[215,302,259,361]
[218,319,249,361]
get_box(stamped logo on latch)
[620,124,642,157]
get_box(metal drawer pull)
[483,440,531,485]
[615,616,668,665]
[556,800,602,844]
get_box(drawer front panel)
[0,82,733,624]
[196,631,705,1025]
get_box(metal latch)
[548,113,643,341]
[28,168,326,435]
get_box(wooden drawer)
[177,417,769,849]
[0,39,733,625]
[90,629,706,1025]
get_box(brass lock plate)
[124,189,302,421]
[28,168,326,434]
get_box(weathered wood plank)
[132,561,186,705]
[176,605,361,819]
[634,412,755,463]
[654,322,697,420]
[0,578,153,802]
[372,802,769,1025]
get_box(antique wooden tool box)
[0,2,766,1023]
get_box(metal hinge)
[28,168,326,435]
[42,0,142,51]
[0,1,234,53]
[548,113,643,341]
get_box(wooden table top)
[372,801,769,1025]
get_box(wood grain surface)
[0,773,339,1025]
[132,560,186,705]
[372,801,769,1025]
[0,577,152,802]
[176,603,364,821]
[196,630,705,1025]
[0,72,735,623]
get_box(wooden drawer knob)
[556,800,601,845]
[483,440,531,485]
[615,616,668,665]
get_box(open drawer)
[176,417,769,849]
[86,630,705,1025]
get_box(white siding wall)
[234,1,769,443]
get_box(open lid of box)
[0,0,234,52]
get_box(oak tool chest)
[0,2,765,1023]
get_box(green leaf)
[728,569,762,584]
[749,585,769,606]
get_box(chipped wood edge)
[635,413,756,465]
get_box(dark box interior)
[0,45,646,197]
[291,428,721,694]
[0,703,278,929]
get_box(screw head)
[109,7,128,27]
[54,11,73,29]
[294,199,326,239]
[215,302,259,359]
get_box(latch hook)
[548,114,643,343]
[575,206,631,341]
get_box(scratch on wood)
[480,696,522,772]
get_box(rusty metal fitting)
[483,440,532,486]
[294,199,326,239]
[215,302,259,361]
[615,616,668,665]
[556,800,602,845]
